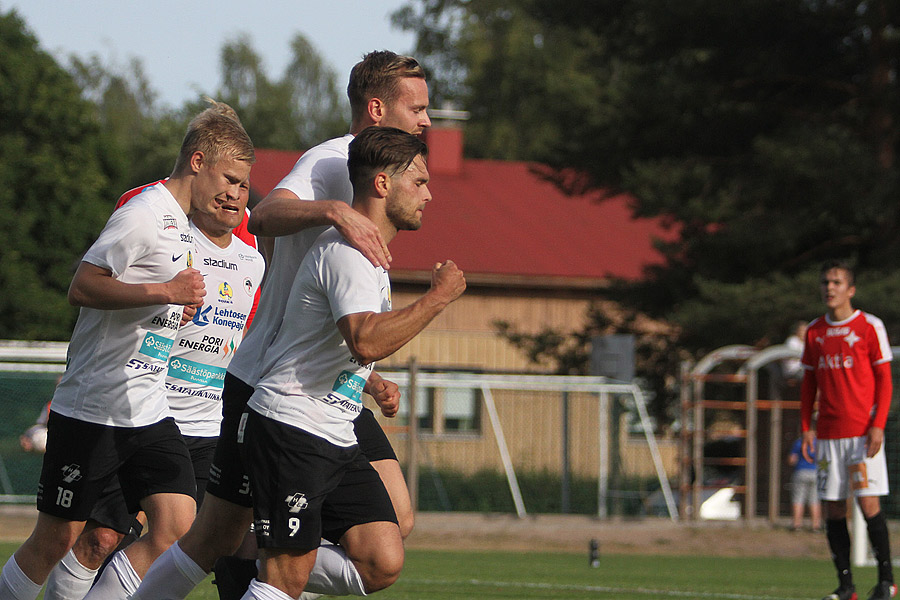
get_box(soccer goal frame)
[382,370,678,521]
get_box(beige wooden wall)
[368,391,679,481]
[381,284,602,372]
[375,283,679,481]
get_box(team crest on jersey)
[61,464,83,483]
[844,331,860,347]
[163,215,177,230]
[186,251,193,268]
[285,492,309,513]
[243,277,255,297]
[218,281,234,303]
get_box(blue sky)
[5,0,417,109]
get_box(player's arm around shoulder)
[249,188,390,270]
[337,260,466,366]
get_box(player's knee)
[77,528,125,567]
[359,544,404,593]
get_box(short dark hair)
[820,259,855,285]
[347,50,426,122]
[347,126,428,194]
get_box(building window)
[396,385,481,436]
[397,385,434,432]
[442,387,481,433]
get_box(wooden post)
[407,357,419,512]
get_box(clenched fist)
[430,260,466,305]
[167,268,206,306]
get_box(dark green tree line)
[0,10,117,339]
[394,0,900,421]
[0,10,345,340]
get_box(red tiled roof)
[249,147,675,287]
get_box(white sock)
[241,578,295,600]
[131,541,207,600]
[45,549,99,600]
[0,555,42,600]
[82,550,140,600]
[304,543,366,596]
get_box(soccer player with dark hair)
[131,50,431,600]
[801,260,896,600]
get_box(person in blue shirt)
[789,435,822,531]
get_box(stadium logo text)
[204,257,238,271]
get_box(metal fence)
[0,341,678,520]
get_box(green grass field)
[0,544,872,599]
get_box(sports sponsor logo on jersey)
[826,326,851,337]
[151,309,182,331]
[285,493,309,513]
[204,257,238,271]
[193,305,212,327]
[165,382,220,401]
[139,333,175,361]
[331,370,366,403]
[126,357,166,374]
[186,250,193,268]
[218,281,234,303]
[167,356,226,388]
[254,519,271,536]
[163,215,177,230]
[212,307,248,331]
[223,333,241,357]
[818,354,854,370]
[178,334,224,354]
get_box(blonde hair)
[173,98,255,173]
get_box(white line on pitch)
[404,578,798,599]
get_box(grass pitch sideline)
[0,544,857,599]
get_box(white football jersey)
[51,183,193,427]
[249,228,391,447]
[165,222,265,437]
[226,134,354,387]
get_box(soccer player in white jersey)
[240,126,464,600]
[132,51,431,600]
[43,105,265,600]
[801,260,896,600]
[0,105,255,600]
